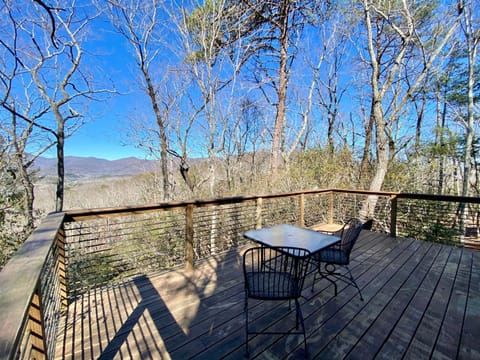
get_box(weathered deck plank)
[402,246,462,359]
[56,231,480,359]
[305,236,419,359]
[339,240,437,359]
[348,241,442,359]
[457,249,480,360]
[432,247,472,360]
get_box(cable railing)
[0,188,479,359]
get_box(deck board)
[355,241,442,359]
[432,247,471,360]
[403,246,461,359]
[458,249,480,360]
[308,237,420,359]
[56,231,480,359]
[341,240,437,359]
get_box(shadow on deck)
[56,231,480,359]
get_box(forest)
[0,0,479,268]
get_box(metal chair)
[311,218,371,300]
[243,246,311,356]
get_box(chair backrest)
[363,218,374,231]
[340,218,364,256]
[243,246,311,300]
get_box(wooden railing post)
[256,197,263,229]
[328,191,334,224]
[185,205,194,272]
[299,193,305,227]
[390,195,398,238]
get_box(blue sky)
[62,113,143,160]
[22,0,470,162]
[57,6,193,161]
[61,21,146,160]
[37,10,167,161]
[25,2,364,161]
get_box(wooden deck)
[56,231,480,359]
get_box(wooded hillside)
[1,0,478,268]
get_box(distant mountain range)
[33,156,159,181]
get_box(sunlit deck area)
[55,230,480,359]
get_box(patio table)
[243,224,340,257]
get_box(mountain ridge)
[33,156,159,180]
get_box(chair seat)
[246,272,300,300]
[316,248,348,265]
[310,223,344,234]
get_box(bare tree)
[459,0,479,199]
[126,73,204,197]
[221,97,267,192]
[177,0,244,199]
[357,0,462,217]
[103,0,172,200]
[0,0,76,266]
[1,1,114,212]
[166,79,206,195]
[184,0,323,176]
[1,2,49,227]
[450,0,479,234]
[312,4,350,157]
[174,0,258,254]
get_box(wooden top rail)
[63,189,401,222]
[0,212,65,360]
[329,189,480,203]
[395,192,480,203]
[62,191,332,221]
[65,187,480,223]
[64,195,263,221]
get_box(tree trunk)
[144,70,170,201]
[462,17,476,199]
[414,91,426,153]
[271,1,290,175]
[438,83,448,195]
[361,98,389,219]
[18,165,34,230]
[54,107,65,212]
[13,151,34,230]
[360,113,374,183]
[360,3,387,219]
[11,115,35,230]
[459,3,477,236]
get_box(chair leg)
[325,268,338,296]
[310,259,320,292]
[323,264,363,301]
[295,299,307,354]
[345,266,363,301]
[244,297,307,356]
[295,300,299,329]
[245,294,249,356]
[312,263,338,296]
[311,270,317,292]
